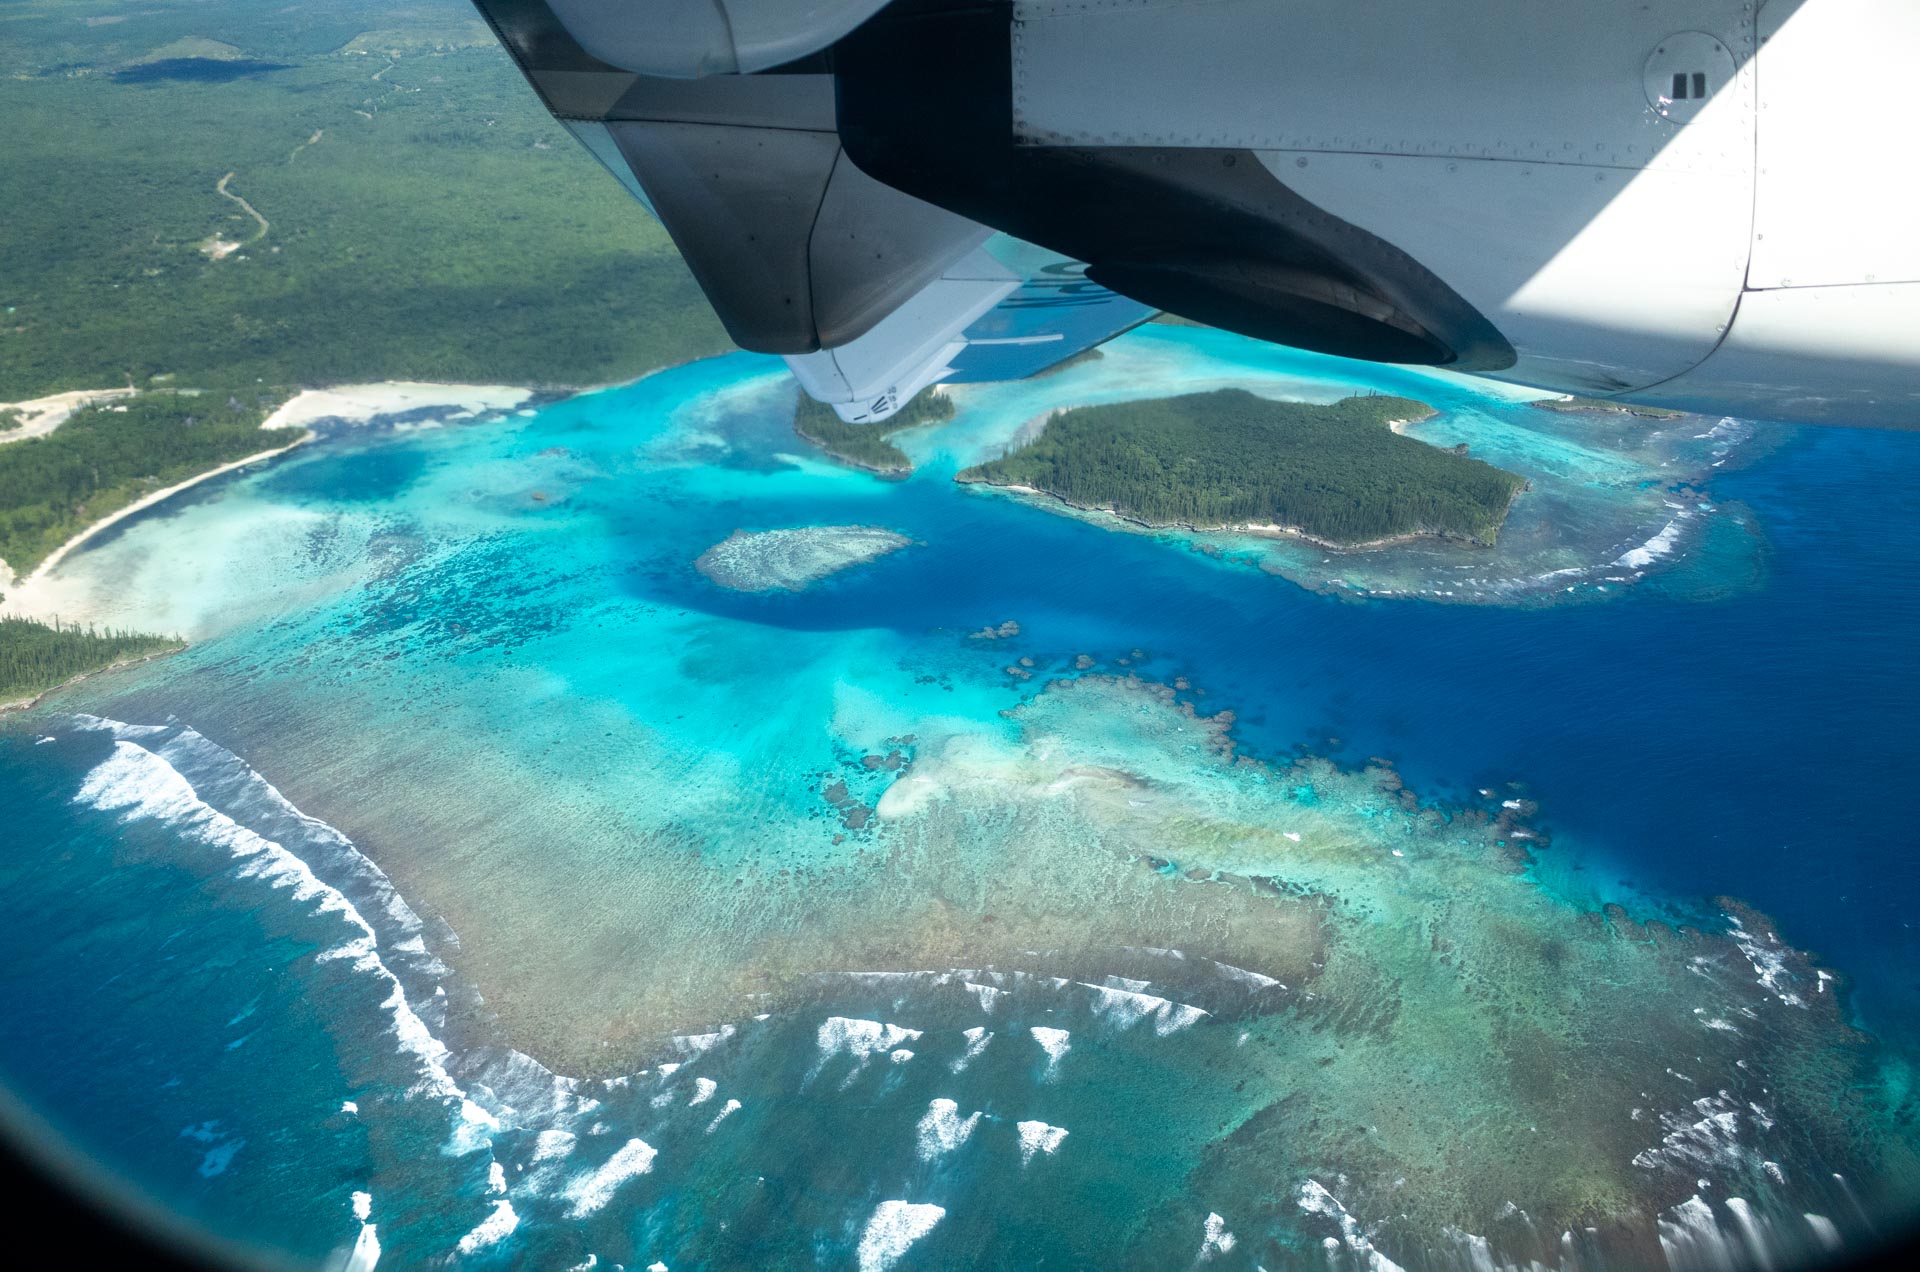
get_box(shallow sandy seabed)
[694,525,912,592]
[29,671,1917,1269]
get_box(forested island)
[0,615,181,707]
[793,389,955,477]
[1531,394,1684,420]
[958,389,1527,547]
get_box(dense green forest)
[0,616,181,704]
[794,390,957,477]
[0,394,301,578]
[0,0,729,401]
[959,390,1527,546]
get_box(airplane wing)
[941,243,1157,387]
[470,0,1153,424]
[472,0,1920,428]
[783,240,1156,423]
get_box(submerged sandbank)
[695,526,913,592]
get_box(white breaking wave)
[531,1129,577,1163]
[1077,982,1209,1035]
[1657,1194,1737,1270]
[346,1223,381,1272]
[346,1192,380,1272]
[562,1138,658,1219]
[1632,1091,1767,1177]
[669,1026,736,1060]
[1612,514,1688,571]
[856,1201,946,1272]
[1725,915,1807,1008]
[1030,1027,1071,1078]
[1206,960,1282,991]
[73,741,476,1121]
[688,1077,718,1106]
[950,1026,993,1074]
[816,1017,924,1058]
[1016,1120,1067,1166]
[1805,1213,1843,1252]
[704,1099,741,1134]
[963,982,1003,1013]
[915,1098,982,1161]
[1298,1180,1407,1272]
[456,1200,520,1255]
[1199,1212,1236,1261]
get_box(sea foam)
[74,741,475,1116]
[1030,1027,1071,1079]
[915,1098,982,1162]
[456,1200,520,1255]
[562,1138,658,1219]
[1016,1120,1067,1166]
[856,1201,946,1272]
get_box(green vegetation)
[0,410,22,434]
[1532,395,1684,420]
[0,0,733,584]
[959,389,1527,546]
[0,0,729,402]
[794,390,956,477]
[0,394,300,579]
[0,615,181,705]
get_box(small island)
[793,389,955,478]
[695,526,912,593]
[1530,393,1684,420]
[1,614,181,709]
[957,389,1527,548]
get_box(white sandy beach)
[3,381,541,623]
[2,432,315,619]
[261,382,534,433]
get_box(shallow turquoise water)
[3,327,1918,1268]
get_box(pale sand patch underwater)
[2,432,315,613]
[695,526,913,592]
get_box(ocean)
[2,326,1917,1269]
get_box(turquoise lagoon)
[2,326,1918,1269]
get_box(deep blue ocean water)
[3,329,1918,1267]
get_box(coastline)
[2,431,318,616]
[792,419,911,479]
[0,642,185,715]
[960,479,1504,552]
[260,381,536,433]
[2,379,564,623]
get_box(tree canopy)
[959,389,1525,546]
[793,389,955,477]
